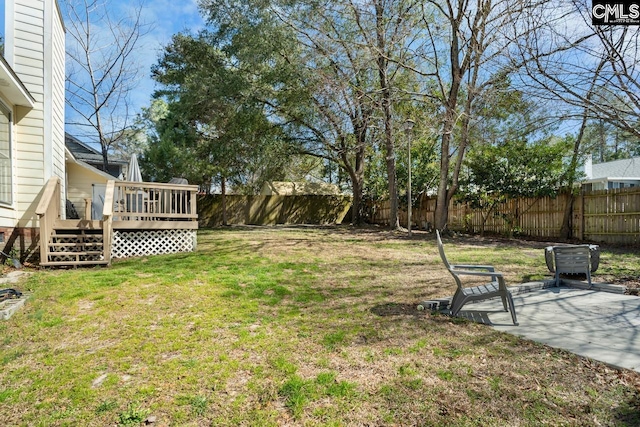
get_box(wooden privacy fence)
[369,187,640,245]
[198,194,352,226]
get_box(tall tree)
[196,0,373,223]
[63,0,150,171]
[287,2,377,225]
[414,0,563,231]
[265,0,422,227]
[151,30,294,195]
[371,0,425,229]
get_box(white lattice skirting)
[112,229,197,259]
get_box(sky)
[60,0,204,144]
[0,0,603,144]
[3,0,206,98]
[122,0,205,112]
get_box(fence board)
[198,195,352,226]
[368,187,640,245]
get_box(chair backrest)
[436,230,451,270]
[553,245,591,275]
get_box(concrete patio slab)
[459,286,640,373]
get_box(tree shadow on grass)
[613,390,640,426]
[370,303,500,328]
[370,302,424,317]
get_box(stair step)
[41,260,109,267]
[54,220,103,230]
[48,242,104,247]
[47,251,104,256]
[52,229,103,234]
[52,232,103,238]
[51,234,103,243]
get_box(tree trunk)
[434,7,464,232]
[353,138,366,226]
[560,108,592,239]
[351,177,363,226]
[221,175,227,226]
[560,194,574,240]
[101,146,109,173]
[375,1,399,230]
[434,107,456,231]
[434,163,449,231]
[342,142,365,226]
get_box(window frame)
[0,100,13,206]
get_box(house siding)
[66,162,111,219]
[13,0,45,229]
[5,0,65,229]
[0,98,18,229]
[47,0,66,216]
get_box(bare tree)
[507,1,640,238]
[414,0,560,231]
[407,0,594,234]
[514,1,640,139]
[63,0,150,171]
[273,0,420,228]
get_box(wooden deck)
[36,178,199,267]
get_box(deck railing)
[104,180,199,226]
[35,176,61,263]
[102,180,199,261]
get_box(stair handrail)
[36,176,61,265]
[102,180,116,265]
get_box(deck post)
[102,180,116,265]
[84,198,92,220]
[35,177,61,265]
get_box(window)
[0,102,11,204]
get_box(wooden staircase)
[41,220,108,267]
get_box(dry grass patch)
[0,225,638,426]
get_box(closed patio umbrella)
[125,154,144,215]
[127,153,143,182]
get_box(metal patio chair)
[551,245,593,287]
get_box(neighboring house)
[260,181,344,196]
[1,0,198,266]
[0,0,66,253]
[65,133,127,178]
[65,133,128,219]
[582,156,640,192]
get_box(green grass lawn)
[1,226,639,426]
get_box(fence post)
[578,191,585,241]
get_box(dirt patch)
[370,302,424,317]
[614,278,640,295]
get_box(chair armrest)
[452,270,504,277]
[451,264,495,272]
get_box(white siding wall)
[5,0,65,228]
[66,162,111,219]
[47,1,66,217]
